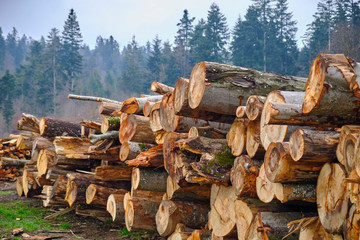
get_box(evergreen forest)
[0,0,359,137]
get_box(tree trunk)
[65,173,94,206]
[337,125,360,167]
[155,199,209,236]
[174,77,235,124]
[264,142,323,183]
[273,182,316,203]
[86,184,128,207]
[17,113,40,133]
[121,95,163,114]
[151,82,174,95]
[125,145,164,167]
[289,128,339,162]
[188,126,227,139]
[226,118,248,156]
[230,156,261,198]
[98,101,122,116]
[245,95,266,121]
[317,163,349,233]
[101,117,120,133]
[209,184,237,237]
[166,176,211,201]
[188,62,306,116]
[246,120,266,159]
[107,193,126,222]
[94,165,132,181]
[39,117,87,138]
[119,114,155,144]
[303,54,360,120]
[131,167,167,194]
[119,142,154,161]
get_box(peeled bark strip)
[94,165,132,181]
[303,54,360,119]
[209,184,237,237]
[119,114,155,144]
[188,61,306,116]
[80,120,102,132]
[226,118,248,156]
[337,125,360,167]
[246,120,266,159]
[151,81,174,95]
[188,126,227,139]
[260,91,305,150]
[256,164,276,203]
[274,182,316,203]
[107,193,126,222]
[125,196,162,232]
[166,176,211,201]
[264,142,322,183]
[86,184,128,207]
[317,163,349,233]
[174,77,235,124]
[245,95,266,121]
[131,167,167,193]
[17,113,40,133]
[155,200,209,236]
[121,95,163,114]
[163,132,188,176]
[39,117,87,137]
[98,101,122,116]
[230,156,261,198]
[289,129,339,162]
[119,142,154,161]
[101,117,120,133]
[343,133,359,173]
[125,145,164,167]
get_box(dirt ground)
[0,182,164,240]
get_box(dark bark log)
[131,167,167,193]
[107,193,126,222]
[39,117,88,137]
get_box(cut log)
[188,126,226,139]
[101,117,120,133]
[149,102,163,132]
[245,95,266,121]
[188,61,306,116]
[75,205,112,222]
[16,133,36,150]
[166,176,211,201]
[16,176,23,196]
[209,184,237,237]
[0,157,30,167]
[125,145,164,167]
[317,163,349,233]
[163,132,188,179]
[302,54,360,121]
[235,106,246,118]
[343,132,359,174]
[119,142,154,161]
[289,128,339,162]
[151,81,174,95]
[299,218,343,240]
[131,167,167,193]
[65,173,94,206]
[260,91,305,150]
[154,130,168,144]
[246,120,265,159]
[125,195,162,232]
[50,174,68,200]
[230,156,261,198]
[264,142,322,183]
[90,130,119,144]
[174,77,235,124]
[107,193,126,222]
[256,164,276,203]
[143,101,155,117]
[80,120,102,132]
[344,204,360,240]
[36,149,56,177]
[86,184,128,207]
[98,101,122,116]
[337,125,360,167]
[17,113,40,133]
[39,117,87,137]
[273,182,316,203]
[346,170,360,205]
[119,114,155,144]
[22,168,41,197]
[94,165,132,181]
[226,118,248,156]
[155,200,209,236]
[68,93,122,104]
[121,95,163,114]
[54,136,92,159]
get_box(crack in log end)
[238,96,243,106]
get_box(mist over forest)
[0,0,359,137]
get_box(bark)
[188,61,306,116]
[17,113,40,133]
[289,128,339,162]
[163,132,188,177]
[303,54,360,120]
[209,184,237,237]
[94,165,132,181]
[75,206,112,222]
[230,156,261,198]
[264,142,323,183]
[85,184,128,207]
[226,118,248,156]
[101,117,120,133]
[245,96,266,121]
[98,101,122,116]
[151,82,174,95]
[121,95,163,114]
[0,157,30,167]
[166,176,211,201]
[119,142,154,161]
[336,125,360,167]
[125,145,164,168]
[90,130,119,144]
[155,200,209,236]
[317,163,349,233]
[39,117,88,138]
[131,167,167,194]
[119,114,155,144]
[50,174,67,200]
[246,120,266,159]
[107,193,126,222]
[273,182,316,203]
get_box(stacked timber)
[5,53,360,240]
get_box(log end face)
[344,134,357,173]
[264,142,282,182]
[39,117,46,136]
[246,96,261,121]
[125,200,134,231]
[188,62,206,109]
[121,97,139,114]
[131,168,141,190]
[174,77,189,114]
[120,142,130,161]
[156,200,177,236]
[119,115,137,144]
[289,129,305,161]
[256,165,275,203]
[86,184,96,205]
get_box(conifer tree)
[0,28,5,72]
[0,70,15,129]
[147,35,162,83]
[189,18,208,64]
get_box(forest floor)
[0,182,163,240]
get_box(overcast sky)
[0,0,319,49]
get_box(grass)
[0,190,13,195]
[118,227,150,239]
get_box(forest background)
[0,0,359,137]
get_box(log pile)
[3,53,360,239]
